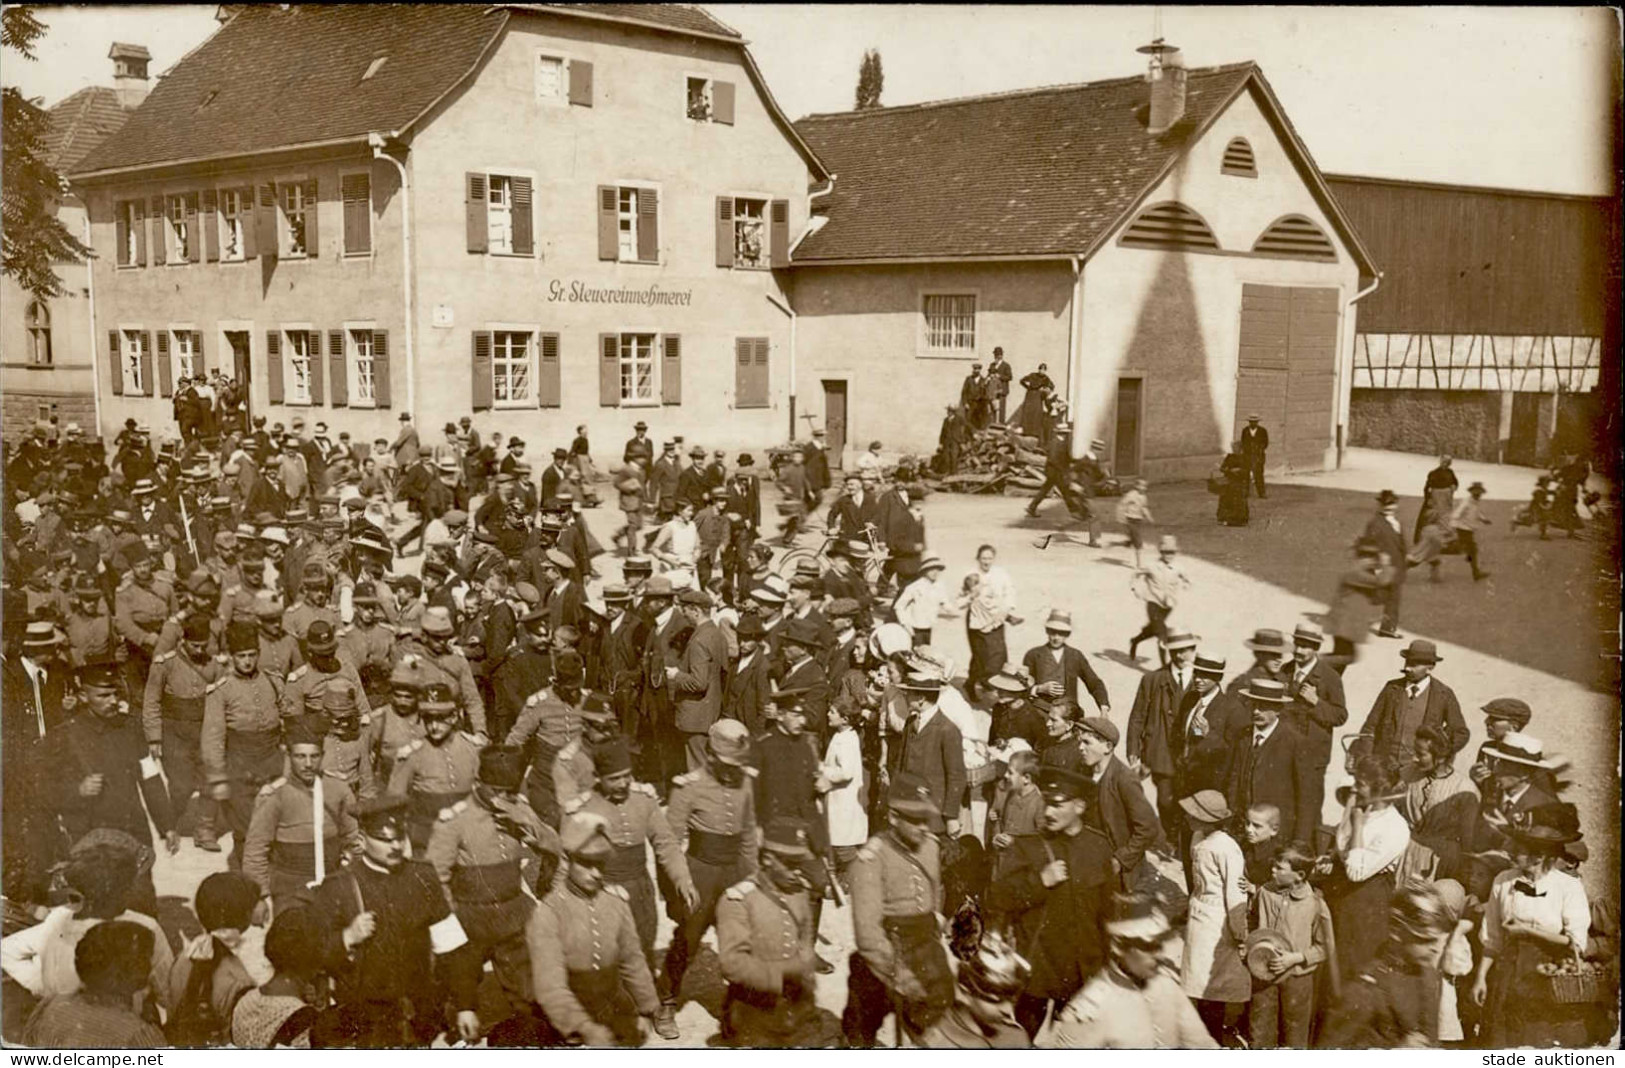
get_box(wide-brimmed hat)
[707,719,751,766]
[1481,731,1558,769]
[1241,678,1290,704]
[987,671,1029,695]
[1292,623,1324,648]
[1043,609,1073,634]
[868,622,912,659]
[1245,929,1294,981]
[1244,628,1290,654]
[1179,789,1231,824]
[1399,639,1441,665]
[1163,631,1199,651]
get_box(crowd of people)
[0,396,1615,1051]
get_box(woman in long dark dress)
[1015,365,1053,440]
[1216,447,1250,526]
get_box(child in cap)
[1114,478,1154,567]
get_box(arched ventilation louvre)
[1222,137,1257,177]
[1252,214,1337,262]
[1119,202,1220,251]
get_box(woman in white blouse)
[648,498,699,588]
[1180,790,1250,1046]
[1318,754,1411,980]
[1470,804,1591,1048]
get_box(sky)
[6,4,1618,196]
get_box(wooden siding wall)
[1326,178,1611,336]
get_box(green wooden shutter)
[139,332,154,396]
[308,331,323,404]
[636,188,658,263]
[599,334,619,407]
[240,188,258,259]
[537,332,560,408]
[661,335,681,405]
[512,176,534,256]
[202,190,219,262]
[471,331,493,411]
[328,330,347,407]
[597,186,617,261]
[715,197,733,268]
[184,193,200,262]
[770,199,790,268]
[108,331,123,395]
[266,331,284,403]
[568,60,593,106]
[466,173,488,253]
[303,180,319,258]
[372,331,390,407]
[342,173,371,254]
[150,196,166,265]
[157,331,173,396]
[713,80,735,125]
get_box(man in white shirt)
[963,545,1021,701]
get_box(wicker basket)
[965,761,1001,788]
[1546,966,1602,1005]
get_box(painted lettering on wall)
[547,280,693,307]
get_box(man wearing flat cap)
[205,621,286,873]
[242,714,361,914]
[989,764,1114,1037]
[143,611,226,851]
[661,719,758,1022]
[425,744,559,1035]
[715,817,829,1046]
[843,771,952,1046]
[1356,638,1467,766]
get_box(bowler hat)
[736,614,766,640]
[642,575,675,598]
[1399,639,1441,664]
[783,618,826,650]
[1376,489,1400,506]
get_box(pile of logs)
[927,423,1048,495]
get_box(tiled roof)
[71,5,507,176]
[792,64,1260,262]
[521,4,740,38]
[43,86,133,174]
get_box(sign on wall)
[547,279,693,307]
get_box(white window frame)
[169,325,197,382]
[618,331,660,406]
[281,324,314,404]
[474,168,536,258]
[121,328,146,393]
[165,193,189,264]
[488,174,514,255]
[277,177,312,259]
[344,320,378,408]
[338,170,373,258]
[488,323,537,409]
[534,52,568,106]
[25,301,52,366]
[616,186,640,262]
[730,194,770,270]
[919,291,980,359]
[217,188,246,262]
[685,74,714,122]
[120,200,140,266]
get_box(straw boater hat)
[1243,628,1290,655]
[1162,631,1199,651]
[1292,623,1324,648]
[1480,732,1559,770]
[1241,678,1290,704]
[1043,609,1073,634]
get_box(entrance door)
[822,380,847,466]
[1234,285,1338,471]
[1507,393,1541,466]
[1114,378,1143,477]
[226,331,252,417]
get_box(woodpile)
[927,423,1047,495]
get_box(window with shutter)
[686,77,714,121]
[466,173,489,254]
[492,330,533,407]
[151,196,167,264]
[597,186,618,261]
[617,333,657,404]
[599,334,620,407]
[537,333,561,408]
[283,330,313,404]
[185,193,200,262]
[192,331,205,376]
[342,173,372,255]
[715,197,734,268]
[236,188,256,260]
[266,331,284,403]
[116,202,132,266]
[729,197,766,269]
[713,80,735,125]
[138,331,154,396]
[119,331,144,394]
[328,330,347,407]
[133,201,147,266]
[512,176,534,257]
[372,330,390,407]
[661,335,681,405]
[257,184,278,259]
[636,187,658,263]
[568,59,592,106]
[770,199,789,268]
[536,54,566,104]
[108,330,123,395]
[471,331,494,410]
[735,337,769,408]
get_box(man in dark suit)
[636,577,684,790]
[772,618,830,738]
[646,442,683,539]
[724,614,773,735]
[804,429,831,507]
[1225,628,1290,703]
[722,460,762,605]
[1166,652,1246,883]
[1125,631,1199,841]
[623,421,654,483]
[894,672,965,836]
[1071,717,1160,890]
[1361,490,1408,638]
[677,446,710,513]
[1356,639,1467,764]
[1239,414,1269,498]
[827,474,880,544]
[874,481,924,591]
[1283,622,1347,836]
[538,548,585,636]
[1224,678,1317,847]
[600,586,646,741]
[987,347,1014,425]
[671,589,728,769]
[540,448,570,503]
[1021,610,1109,716]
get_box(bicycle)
[773,524,886,588]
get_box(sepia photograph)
[0,1,1619,1052]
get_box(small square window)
[536,55,566,104]
[686,77,713,122]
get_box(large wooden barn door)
[1234,285,1338,471]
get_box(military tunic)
[368,707,427,784]
[1046,965,1216,1049]
[202,669,285,870]
[842,832,951,1046]
[716,878,822,1046]
[578,788,693,966]
[114,579,175,655]
[662,767,757,997]
[217,583,267,627]
[63,609,118,669]
[152,611,222,659]
[388,732,481,850]
[320,717,377,801]
[504,689,579,828]
[527,883,658,1046]
[257,631,304,684]
[282,601,339,644]
[242,774,360,912]
[142,646,226,841]
[339,621,395,702]
[420,652,487,737]
[279,660,371,722]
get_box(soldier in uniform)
[988,764,1116,1038]
[152,571,223,658]
[113,541,175,697]
[254,595,303,682]
[370,658,427,783]
[715,817,830,1046]
[388,682,481,852]
[417,606,488,738]
[842,771,954,1047]
[425,745,560,1037]
[309,793,483,1048]
[919,927,1032,1048]
[282,562,338,645]
[339,585,395,708]
[279,620,369,722]
[523,812,662,1047]
[660,719,758,1019]
[62,574,118,669]
[551,691,621,812]
[503,648,586,824]
[143,612,225,851]
[217,541,272,628]
[203,620,286,873]
[754,688,835,972]
[242,714,360,915]
[576,737,693,1038]
[314,678,377,801]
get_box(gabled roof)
[792,63,1376,278]
[508,3,740,40]
[44,86,135,174]
[72,5,508,178]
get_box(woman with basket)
[1470,801,1592,1048]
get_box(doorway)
[821,380,847,466]
[225,330,252,424]
[1114,377,1143,477]
[1506,393,1542,466]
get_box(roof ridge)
[797,61,1257,123]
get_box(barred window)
[922,294,977,353]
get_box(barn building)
[789,44,1379,478]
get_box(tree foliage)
[855,48,883,110]
[3,7,91,299]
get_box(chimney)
[1138,38,1186,135]
[108,43,151,110]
